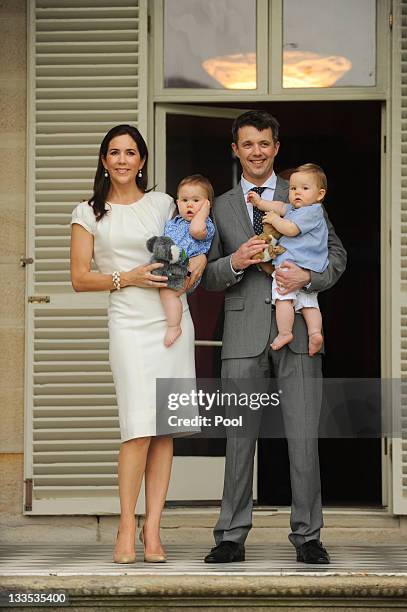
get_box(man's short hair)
[232,110,280,144]
[177,174,214,205]
[293,163,327,193]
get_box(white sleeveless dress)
[71,192,198,441]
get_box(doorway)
[160,100,382,506]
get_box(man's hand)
[231,236,266,271]
[274,260,311,294]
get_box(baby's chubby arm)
[247,191,289,216]
[263,210,299,237]
[189,200,211,240]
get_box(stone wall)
[0,0,27,515]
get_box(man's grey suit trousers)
[214,321,323,549]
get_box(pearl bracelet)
[112,271,121,291]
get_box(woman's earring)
[138,169,143,178]
[104,170,108,178]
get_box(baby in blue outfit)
[162,174,215,347]
[248,163,328,357]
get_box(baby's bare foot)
[164,325,182,347]
[271,331,293,351]
[308,332,323,356]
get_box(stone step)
[1,509,405,546]
[161,507,401,529]
[1,573,407,610]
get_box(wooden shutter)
[25,0,147,514]
[392,0,407,514]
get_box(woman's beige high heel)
[113,530,136,564]
[139,527,167,563]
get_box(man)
[202,110,346,564]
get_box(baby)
[248,163,329,356]
[161,174,215,347]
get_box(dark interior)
[165,101,382,506]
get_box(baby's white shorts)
[271,275,319,312]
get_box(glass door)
[155,104,258,502]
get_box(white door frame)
[155,103,258,502]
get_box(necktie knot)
[249,187,267,234]
[249,186,266,196]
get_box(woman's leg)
[143,436,173,554]
[115,437,151,557]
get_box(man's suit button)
[265,297,271,304]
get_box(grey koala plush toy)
[146,236,189,291]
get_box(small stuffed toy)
[252,221,286,276]
[146,236,189,291]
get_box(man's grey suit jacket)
[202,177,347,360]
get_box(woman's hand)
[121,263,168,288]
[185,253,207,290]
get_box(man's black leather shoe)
[204,541,245,563]
[296,540,330,564]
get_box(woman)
[70,124,205,564]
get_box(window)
[154,0,386,98]
[282,0,376,88]
[163,0,257,89]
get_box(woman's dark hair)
[88,124,149,221]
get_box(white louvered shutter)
[25,0,147,514]
[392,0,407,514]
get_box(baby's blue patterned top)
[164,215,215,257]
[274,204,328,272]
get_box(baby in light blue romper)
[248,163,329,357]
[161,174,215,347]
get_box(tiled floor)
[1,544,406,576]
